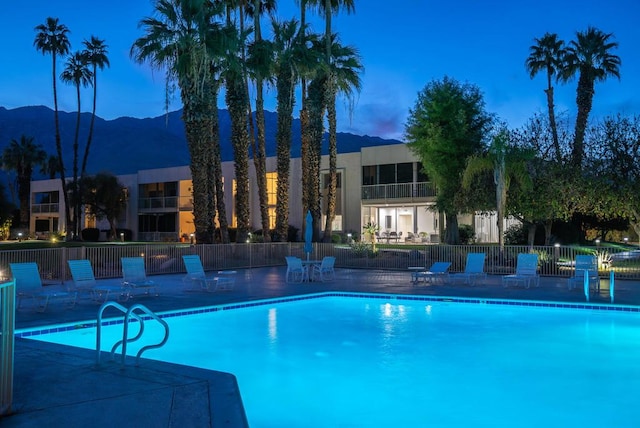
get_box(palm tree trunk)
[71,83,82,239]
[226,76,251,243]
[52,54,71,238]
[323,76,337,242]
[306,77,326,241]
[572,73,595,168]
[444,212,459,244]
[275,69,295,242]
[544,84,562,163]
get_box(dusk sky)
[1,0,638,141]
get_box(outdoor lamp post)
[17,232,22,242]
[624,237,629,245]
[554,242,560,259]
[189,233,194,245]
[347,233,352,243]
[120,232,125,243]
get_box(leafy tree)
[34,17,72,234]
[587,114,640,240]
[81,173,127,240]
[61,51,93,238]
[405,76,493,244]
[561,26,621,168]
[525,32,565,162]
[1,135,47,227]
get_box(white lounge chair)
[312,256,336,282]
[449,253,486,286]
[182,254,232,292]
[412,261,451,285]
[68,259,129,303]
[121,257,158,296]
[285,256,307,283]
[567,255,600,292]
[10,262,76,312]
[503,253,539,288]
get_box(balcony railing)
[138,197,178,210]
[31,203,59,214]
[361,182,436,201]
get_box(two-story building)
[29,141,508,243]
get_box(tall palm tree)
[247,0,276,242]
[525,32,565,163]
[320,34,362,241]
[561,27,621,168]
[61,51,93,238]
[1,135,47,228]
[131,0,227,244]
[33,17,71,233]
[80,36,110,179]
[271,19,320,241]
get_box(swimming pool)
[23,293,640,427]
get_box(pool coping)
[18,291,638,338]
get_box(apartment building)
[29,142,507,243]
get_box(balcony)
[31,203,59,214]
[361,182,436,202]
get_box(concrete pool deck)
[4,266,639,426]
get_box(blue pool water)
[26,295,640,427]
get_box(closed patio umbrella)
[304,210,313,261]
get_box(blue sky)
[1,0,638,140]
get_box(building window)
[417,162,429,182]
[378,164,395,184]
[266,172,277,229]
[362,165,376,185]
[397,162,413,183]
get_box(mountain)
[0,105,403,177]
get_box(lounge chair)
[312,256,336,282]
[182,254,224,292]
[68,259,129,303]
[449,253,486,286]
[285,256,307,283]
[567,255,600,292]
[412,262,451,285]
[10,262,77,312]
[121,257,158,296]
[502,253,539,288]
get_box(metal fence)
[0,243,639,284]
[0,279,15,416]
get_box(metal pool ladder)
[96,301,169,366]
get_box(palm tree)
[80,36,110,180]
[131,0,226,244]
[525,32,565,163]
[561,27,621,168]
[61,51,93,239]
[247,0,276,242]
[320,34,362,241]
[33,17,71,233]
[462,127,533,248]
[271,19,319,241]
[2,135,47,228]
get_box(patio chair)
[449,253,487,286]
[412,261,451,285]
[285,256,307,283]
[121,257,158,296]
[567,255,600,292]
[68,259,129,303]
[182,254,219,292]
[312,256,336,282]
[10,262,77,312]
[502,253,539,289]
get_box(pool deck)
[4,266,639,427]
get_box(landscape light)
[120,232,125,242]
[17,232,22,242]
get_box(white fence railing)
[0,279,15,416]
[0,244,638,283]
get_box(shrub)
[331,234,342,244]
[81,228,100,242]
[458,224,476,244]
[504,224,527,245]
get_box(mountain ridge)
[0,105,403,177]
